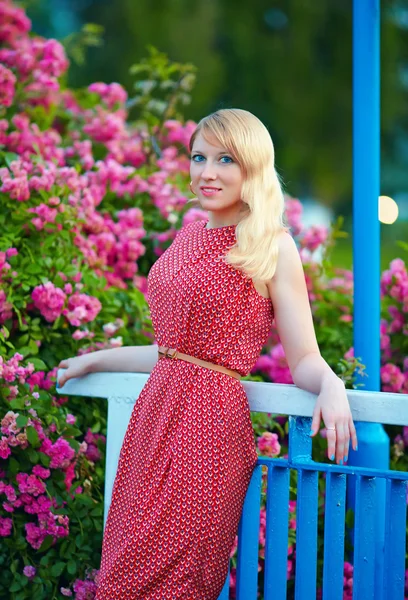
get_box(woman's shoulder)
[270,229,302,285]
[276,228,295,252]
[264,229,297,291]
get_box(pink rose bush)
[31,282,67,323]
[0,351,106,598]
[0,63,16,107]
[257,431,281,457]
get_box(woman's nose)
[200,161,217,179]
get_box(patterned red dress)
[95,219,274,600]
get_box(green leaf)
[25,263,43,274]
[9,581,22,592]
[17,346,32,357]
[345,508,354,529]
[16,414,29,428]
[38,535,54,553]
[0,325,10,339]
[67,438,80,451]
[26,426,40,448]
[55,257,65,270]
[4,152,19,168]
[9,397,25,410]
[10,559,19,574]
[27,448,39,464]
[90,505,103,517]
[396,240,408,252]
[83,22,104,34]
[63,426,82,437]
[31,582,44,594]
[28,339,39,355]
[14,535,28,551]
[39,452,50,467]
[75,494,93,506]
[28,357,48,371]
[67,560,77,575]
[50,562,65,577]
[91,420,101,433]
[8,457,19,475]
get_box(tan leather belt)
[157,346,241,380]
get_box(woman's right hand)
[57,354,96,389]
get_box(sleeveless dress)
[95,219,274,600]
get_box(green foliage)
[62,23,105,66]
[128,45,197,127]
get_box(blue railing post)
[289,417,319,600]
[235,465,263,599]
[288,416,313,464]
[263,465,290,600]
[348,2,390,598]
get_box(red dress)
[95,219,274,600]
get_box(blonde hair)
[189,108,288,282]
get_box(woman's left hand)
[310,379,358,465]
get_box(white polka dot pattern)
[95,220,274,599]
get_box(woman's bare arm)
[268,232,335,392]
[89,344,159,374]
[57,344,159,388]
[267,232,357,464]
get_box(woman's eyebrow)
[191,150,229,155]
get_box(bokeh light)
[379,195,399,224]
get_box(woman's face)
[190,132,245,218]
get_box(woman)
[58,108,357,599]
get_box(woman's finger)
[325,427,337,461]
[349,416,358,451]
[343,424,351,463]
[57,364,70,387]
[310,406,321,437]
[335,422,346,464]
[58,369,76,388]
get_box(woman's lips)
[200,187,222,197]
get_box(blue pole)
[348,2,389,598]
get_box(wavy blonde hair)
[189,108,288,282]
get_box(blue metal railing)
[226,416,408,600]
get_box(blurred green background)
[26,0,408,270]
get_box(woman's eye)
[191,154,233,164]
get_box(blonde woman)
[58,108,357,599]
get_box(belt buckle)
[162,347,178,360]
